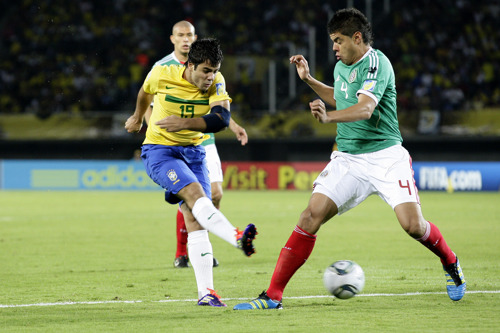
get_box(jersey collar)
[354,47,373,65]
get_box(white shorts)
[313,145,420,215]
[204,143,223,183]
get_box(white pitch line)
[1,290,499,309]
[0,300,143,308]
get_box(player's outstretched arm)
[229,118,248,146]
[125,86,154,133]
[290,55,336,108]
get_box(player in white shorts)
[314,144,419,215]
[235,8,465,311]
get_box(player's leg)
[267,192,338,300]
[394,202,455,264]
[175,144,223,268]
[143,144,256,255]
[234,153,360,310]
[173,186,221,268]
[378,145,465,301]
[210,181,223,209]
[394,202,466,300]
[142,144,188,267]
[233,193,337,310]
[180,202,225,305]
[173,206,189,268]
[141,145,227,306]
[178,177,256,256]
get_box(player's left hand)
[310,99,328,123]
[155,115,185,132]
[230,124,248,146]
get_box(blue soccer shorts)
[141,144,211,205]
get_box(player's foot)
[197,289,227,307]
[443,256,466,301]
[233,291,282,310]
[173,255,189,268]
[236,224,257,256]
[213,257,219,267]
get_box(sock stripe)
[416,221,431,241]
[294,225,317,239]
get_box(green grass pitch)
[1,190,499,332]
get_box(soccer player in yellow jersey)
[125,38,256,307]
[146,20,248,269]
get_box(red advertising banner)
[221,161,327,190]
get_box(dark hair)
[186,38,223,68]
[327,8,373,45]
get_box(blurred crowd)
[379,0,500,113]
[1,0,499,120]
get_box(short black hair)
[327,8,373,45]
[186,38,223,68]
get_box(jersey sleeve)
[142,65,163,95]
[356,53,392,105]
[208,73,232,104]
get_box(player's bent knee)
[211,190,223,207]
[178,183,207,209]
[298,208,323,234]
[401,218,426,238]
[210,182,223,208]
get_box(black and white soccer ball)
[323,260,365,299]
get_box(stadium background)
[0,0,499,189]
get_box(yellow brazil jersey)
[143,64,231,146]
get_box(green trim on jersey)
[201,133,215,146]
[333,48,402,154]
[164,95,210,105]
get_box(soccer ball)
[323,260,365,299]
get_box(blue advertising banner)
[412,162,500,192]
[1,160,499,191]
[0,160,160,190]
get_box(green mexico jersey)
[201,133,215,146]
[153,52,215,146]
[333,48,402,154]
[153,52,182,67]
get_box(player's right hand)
[125,115,143,133]
[290,55,310,81]
[310,99,328,123]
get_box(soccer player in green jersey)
[234,8,465,310]
[126,38,256,307]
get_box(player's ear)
[353,31,362,44]
[170,34,175,45]
[194,34,198,41]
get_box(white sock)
[188,230,214,299]
[191,197,238,247]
